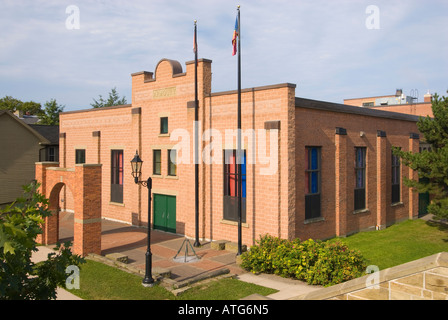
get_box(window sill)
[109,201,125,207]
[391,202,404,207]
[165,175,178,180]
[158,133,170,137]
[220,219,249,228]
[151,174,164,179]
[353,208,370,215]
[304,217,325,224]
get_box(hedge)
[240,235,367,287]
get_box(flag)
[232,15,239,56]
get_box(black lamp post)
[131,150,155,287]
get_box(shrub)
[240,235,366,287]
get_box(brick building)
[41,58,422,251]
[344,89,434,118]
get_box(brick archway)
[35,162,102,256]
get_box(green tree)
[0,182,84,300]
[0,96,43,116]
[91,87,127,108]
[393,92,448,220]
[39,99,65,125]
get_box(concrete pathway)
[237,273,322,300]
[31,246,82,300]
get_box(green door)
[418,178,430,217]
[153,194,176,233]
[419,192,430,216]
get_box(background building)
[0,110,58,205]
[344,89,434,118]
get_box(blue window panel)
[357,148,365,167]
[311,172,318,194]
[310,148,318,170]
[356,170,364,188]
[241,152,246,198]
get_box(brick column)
[73,164,102,256]
[131,107,142,226]
[92,131,101,164]
[35,162,58,245]
[409,133,420,219]
[335,127,348,237]
[59,133,66,168]
[376,130,387,230]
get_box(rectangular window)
[223,150,246,223]
[75,149,86,164]
[392,153,401,204]
[153,150,161,175]
[160,117,168,134]
[305,147,321,220]
[167,149,177,176]
[354,147,367,211]
[48,147,56,162]
[111,150,124,203]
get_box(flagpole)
[236,5,243,256]
[194,20,201,247]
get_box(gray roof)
[295,97,422,122]
[29,124,59,145]
[20,115,40,124]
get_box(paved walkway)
[32,212,320,300]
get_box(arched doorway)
[35,162,102,256]
[58,184,75,243]
[44,182,75,245]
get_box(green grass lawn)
[68,259,277,300]
[330,219,448,270]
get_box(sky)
[0,0,447,112]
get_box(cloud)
[0,0,446,110]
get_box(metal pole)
[194,20,201,248]
[237,6,242,256]
[142,177,155,287]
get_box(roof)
[0,110,51,144]
[20,115,40,124]
[343,94,397,101]
[29,124,59,145]
[295,97,422,122]
[60,104,132,115]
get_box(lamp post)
[131,150,154,287]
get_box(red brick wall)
[370,103,433,118]
[202,84,296,245]
[35,162,102,256]
[294,106,419,240]
[60,105,133,224]
[57,57,421,249]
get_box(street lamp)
[130,150,154,287]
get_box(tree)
[39,99,65,125]
[0,96,43,116]
[393,92,448,220]
[91,87,127,108]
[0,182,85,300]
